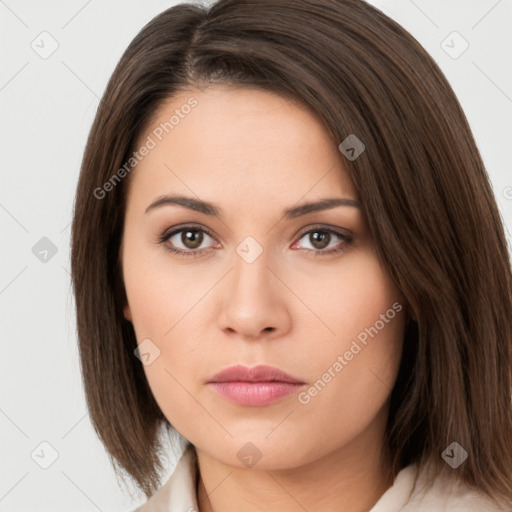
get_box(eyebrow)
[145,194,361,219]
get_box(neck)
[195,411,393,512]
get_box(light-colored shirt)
[132,443,506,511]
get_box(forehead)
[126,86,357,210]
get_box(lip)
[208,364,304,384]
[207,365,305,407]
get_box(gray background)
[1,0,511,510]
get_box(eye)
[158,225,219,258]
[292,226,353,256]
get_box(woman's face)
[121,85,406,469]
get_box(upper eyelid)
[161,223,215,240]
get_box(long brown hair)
[71,0,512,506]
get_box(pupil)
[311,231,329,249]
[183,230,203,249]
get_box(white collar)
[133,443,199,512]
[134,443,505,511]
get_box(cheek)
[295,318,404,451]
[283,247,405,359]
[121,237,214,431]
[292,251,406,433]
[121,231,203,340]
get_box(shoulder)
[371,464,508,512]
[131,443,199,512]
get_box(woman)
[70,0,512,510]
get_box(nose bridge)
[217,239,290,338]
[229,242,276,308]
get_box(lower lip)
[208,381,304,406]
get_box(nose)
[217,249,291,340]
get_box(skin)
[121,85,407,512]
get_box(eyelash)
[157,224,353,259]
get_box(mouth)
[207,364,306,406]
